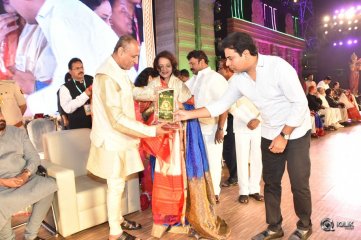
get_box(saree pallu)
[347,107,361,121]
[141,104,230,239]
[184,104,230,239]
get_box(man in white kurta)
[186,50,228,200]
[10,0,118,114]
[230,96,263,203]
[86,36,167,240]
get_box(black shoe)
[215,195,220,204]
[221,178,238,187]
[288,228,312,240]
[252,229,284,240]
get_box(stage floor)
[14,123,361,240]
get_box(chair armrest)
[41,160,80,237]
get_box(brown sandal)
[238,195,249,204]
[121,219,142,230]
[249,193,264,201]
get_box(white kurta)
[230,97,262,195]
[28,0,118,114]
[187,67,228,196]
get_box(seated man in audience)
[306,86,325,137]
[317,87,342,130]
[0,80,27,128]
[59,58,93,129]
[316,76,331,90]
[304,73,316,95]
[325,88,349,126]
[0,107,57,240]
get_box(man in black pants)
[175,32,313,240]
[59,58,93,129]
[218,59,238,187]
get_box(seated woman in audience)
[306,86,325,137]
[133,51,230,239]
[339,90,361,122]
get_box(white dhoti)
[201,125,224,196]
[235,128,262,195]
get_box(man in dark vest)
[59,58,93,129]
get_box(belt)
[14,121,24,127]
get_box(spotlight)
[355,20,359,23]
[348,40,352,45]
[338,13,344,19]
[339,20,344,24]
[354,40,358,43]
[335,10,339,14]
[349,27,352,30]
[324,23,328,27]
[323,16,330,22]
[355,26,358,30]
[339,41,343,45]
[334,22,337,25]
[348,20,352,24]
[325,31,328,34]
[338,29,342,32]
[214,1,222,14]
[333,42,337,46]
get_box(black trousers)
[222,114,237,180]
[261,130,312,231]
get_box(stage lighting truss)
[322,5,361,46]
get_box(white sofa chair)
[41,128,141,237]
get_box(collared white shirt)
[59,84,89,114]
[186,67,228,134]
[28,0,118,114]
[206,54,311,140]
[316,80,329,90]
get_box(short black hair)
[179,69,189,78]
[134,67,159,87]
[186,50,209,64]
[325,88,332,95]
[68,58,82,70]
[221,32,258,56]
[330,81,339,88]
[64,72,72,82]
[113,35,137,53]
[79,0,103,10]
[324,76,332,81]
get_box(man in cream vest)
[87,35,168,240]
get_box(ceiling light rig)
[322,5,361,47]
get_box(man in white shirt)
[9,0,118,114]
[59,58,93,129]
[176,32,312,240]
[186,50,228,202]
[316,76,331,90]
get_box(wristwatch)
[280,132,290,140]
